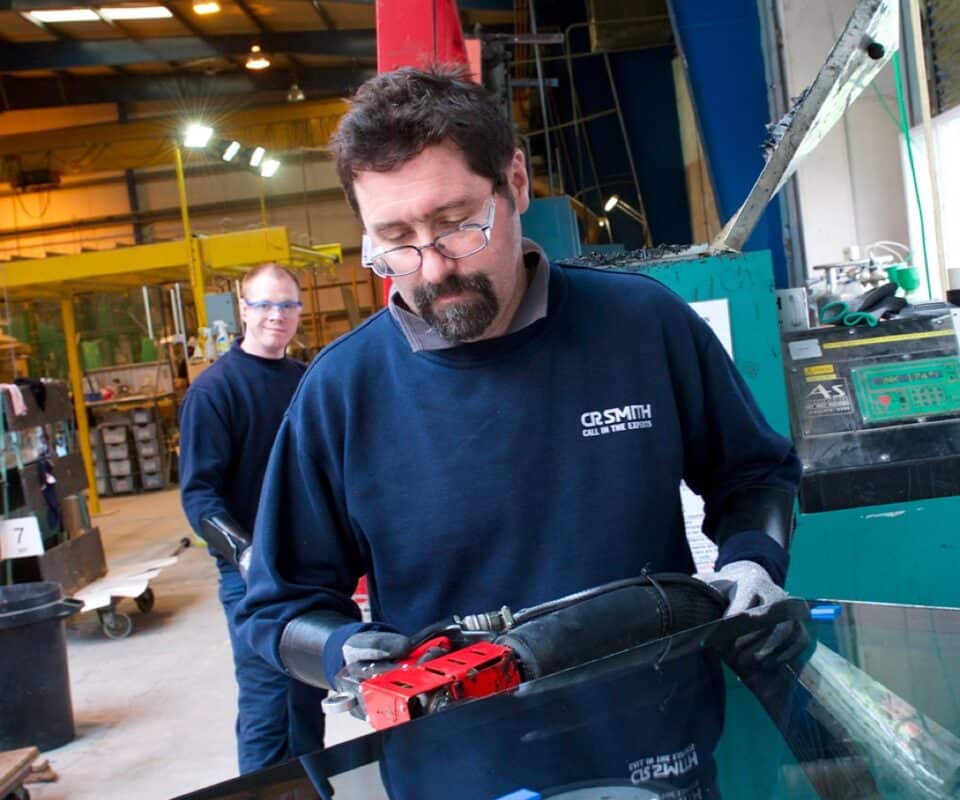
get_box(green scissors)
[819,300,879,327]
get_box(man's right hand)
[342,630,412,665]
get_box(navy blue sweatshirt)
[179,339,306,539]
[240,263,799,659]
[237,263,800,796]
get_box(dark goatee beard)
[414,273,499,342]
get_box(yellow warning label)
[805,363,837,381]
[822,330,954,350]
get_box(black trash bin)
[0,581,82,751]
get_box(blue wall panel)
[669,0,789,288]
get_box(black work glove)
[200,514,253,581]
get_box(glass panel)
[175,600,960,800]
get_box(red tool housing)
[360,640,521,731]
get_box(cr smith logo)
[581,403,653,437]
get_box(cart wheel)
[135,587,155,614]
[99,609,133,639]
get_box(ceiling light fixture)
[221,141,242,162]
[286,82,306,103]
[245,45,271,71]
[183,123,214,148]
[260,158,281,178]
[192,0,221,13]
[26,9,100,23]
[99,6,173,20]
[249,147,266,168]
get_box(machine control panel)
[852,357,960,423]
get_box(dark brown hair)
[331,64,517,214]
[241,263,300,294]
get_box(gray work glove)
[697,560,809,669]
[697,560,785,617]
[342,631,412,665]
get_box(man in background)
[179,263,325,773]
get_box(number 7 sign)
[0,516,44,560]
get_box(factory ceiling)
[0,0,514,111]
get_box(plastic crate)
[105,442,128,460]
[136,440,159,458]
[131,409,153,425]
[141,473,165,491]
[139,456,161,474]
[133,423,157,442]
[100,425,128,445]
[110,476,135,494]
[107,458,133,477]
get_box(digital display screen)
[870,369,943,387]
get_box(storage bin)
[100,425,128,445]
[105,442,128,460]
[141,473,165,491]
[139,456,161,474]
[107,459,132,477]
[136,441,159,458]
[131,409,152,425]
[110,476,135,494]
[133,423,157,441]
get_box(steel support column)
[60,296,100,515]
[173,145,208,330]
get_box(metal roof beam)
[0,30,376,72]
[0,187,345,241]
[0,67,375,110]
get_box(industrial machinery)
[783,309,960,513]
[557,0,960,608]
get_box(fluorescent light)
[221,141,241,162]
[245,44,270,71]
[603,195,619,213]
[260,158,281,178]
[183,123,213,148]
[192,0,221,13]
[26,9,100,23]
[99,6,173,20]
[249,147,266,168]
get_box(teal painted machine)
[561,247,960,610]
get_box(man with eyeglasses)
[179,263,326,774]
[238,68,801,796]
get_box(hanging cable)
[892,49,932,299]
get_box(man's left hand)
[697,560,809,669]
[697,560,783,616]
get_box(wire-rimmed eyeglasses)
[242,299,303,316]
[361,196,497,278]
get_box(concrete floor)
[27,489,369,800]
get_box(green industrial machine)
[562,255,960,609]
[783,313,960,608]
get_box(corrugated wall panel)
[927,0,960,114]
